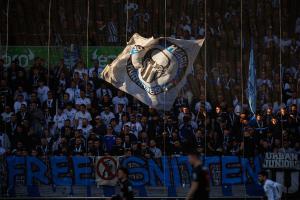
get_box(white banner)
[95,156,119,186]
[101,33,204,110]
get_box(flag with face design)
[101,33,204,110]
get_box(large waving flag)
[247,46,257,114]
[101,33,204,110]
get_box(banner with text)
[0,46,123,69]
[263,152,300,169]
[4,155,300,197]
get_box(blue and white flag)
[247,47,256,114]
[101,33,204,110]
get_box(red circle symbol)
[96,156,117,180]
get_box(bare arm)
[185,181,199,200]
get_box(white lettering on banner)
[2,48,34,68]
[263,153,300,169]
[92,49,117,67]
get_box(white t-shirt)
[287,98,300,111]
[53,113,68,129]
[75,97,91,106]
[74,68,88,79]
[279,38,292,49]
[65,87,81,102]
[1,112,13,123]
[198,26,205,37]
[63,108,77,121]
[195,101,212,113]
[100,111,115,126]
[112,96,128,112]
[264,35,278,46]
[75,111,92,125]
[88,66,103,77]
[130,122,143,138]
[14,101,27,113]
[125,121,142,138]
[37,86,50,103]
[257,78,273,89]
[263,179,284,200]
[96,88,113,99]
[77,124,93,138]
[150,147,162,158]
[15,91,28,101]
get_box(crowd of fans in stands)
[0,0,300,158]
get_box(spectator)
[103,125,116,153]
[149,139,162,158]
[101,106,115,126]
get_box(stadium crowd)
[0,0,300,159]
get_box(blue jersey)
[103,135,116,152]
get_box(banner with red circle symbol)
[95,156,119,186]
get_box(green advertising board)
[0,46,123,68]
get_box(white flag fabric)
[101,33,204,110]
